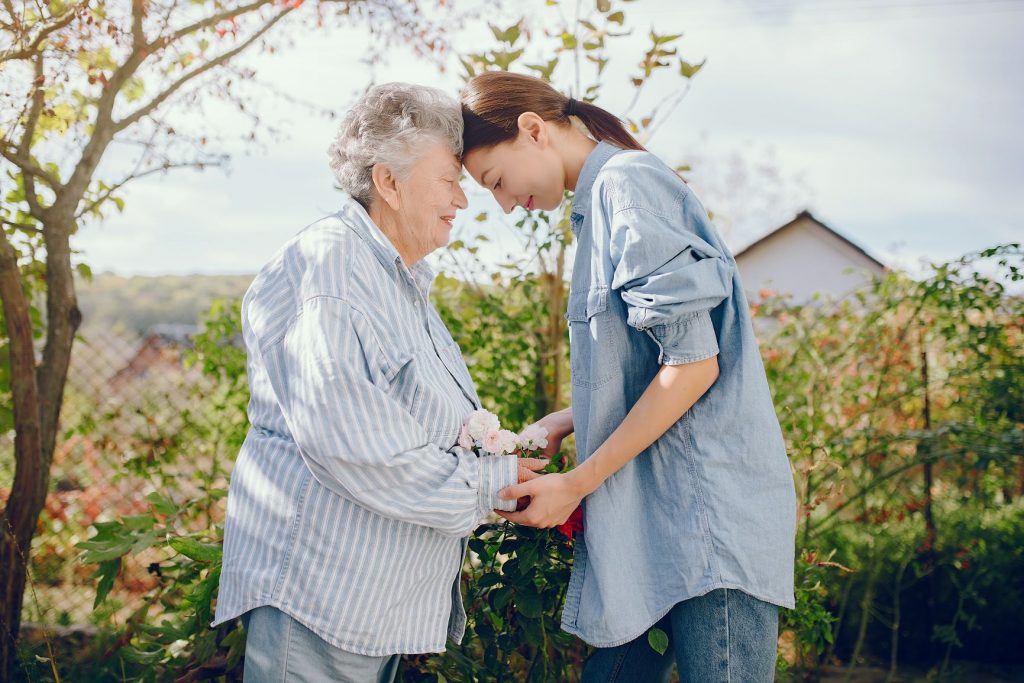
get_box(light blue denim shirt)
[561,141,797,647]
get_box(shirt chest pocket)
[566,287,616,390]
[387,346,473,448]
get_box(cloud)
[72,0,1023,276]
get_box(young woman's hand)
[513,457,550,511]
[524,408,574,462]
[495,471,585,528]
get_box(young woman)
[461,72,797,682]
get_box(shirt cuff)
[478,454,519,514]
[647,310,720,365]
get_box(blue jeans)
[241,606,400,682]
[580,589,779,682]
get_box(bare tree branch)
[12,52,50,219]
[0,0,85,63]
[130,0,147,51]
[0,144,61,193]
[160,0,274,49]
[74,158,224,220]
[115,7,294,133]
[0,219,42,235]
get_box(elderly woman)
[212,83,546,682]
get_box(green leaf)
[648,626,669,654]
[517,543,539,568]
[596,0,611,12]
[525,58,559,82]
[516,588,542,619]
[492,586,514,610]
[607,11,625,24]
[123,77,145,103]
[122,514,156,531]
[493,48,524,71]
[119,646,166,665]
[490,22,521,45]
[146,492,177,516]
[223,625,246,670]
[168,536,222,563]
[131,529,161,554]
[91,559,120,608]
[679,58,706,79]
[478,572,502,588]
[652,31,682,46]
[77,523,135,563]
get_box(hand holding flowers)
[493,408,587,535]
[460,408,586,536]
[459,409,550,508]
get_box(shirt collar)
[569,140,624,226]
[339,195,436,297]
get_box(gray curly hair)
[327,82,464,210]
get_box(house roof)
[734,210,886,270]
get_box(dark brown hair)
[461,72,644,154]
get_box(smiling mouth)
[441,216,454,227]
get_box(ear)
[516,111,549,147]
[371,163,401,211]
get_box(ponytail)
[461,72,644,154]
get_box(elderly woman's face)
[394,143,468,257]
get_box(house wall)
[735,218,885,303]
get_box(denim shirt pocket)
[566,287,615,389]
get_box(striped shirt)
[212,196,519,656]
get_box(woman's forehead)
[417,143,460,171]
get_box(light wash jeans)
[241,606,400,683]
[580,589,779,682]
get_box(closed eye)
[494,179,502,190]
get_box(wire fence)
[1,325,232,630]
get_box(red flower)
[556,506,584,540]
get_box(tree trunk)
[0,216,80,680]
[885,559,910,683]
[0,235,45,681]
[843,555,878,683]
[533,246,567,422]
[919,328,937,661]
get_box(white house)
[733,210,886,303]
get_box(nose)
[453,181,468,210]
[494,188,515,214]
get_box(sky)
[73,0,1024,277]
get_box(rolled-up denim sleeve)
[262,294,518,536]
[606,183,732,365]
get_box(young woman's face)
[463,126,566,214]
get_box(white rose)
[458,425,474,450]
[496,429,519,455]
[518,424,550,451]
[465,409,501,442]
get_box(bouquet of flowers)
[459,408,583,540]
[458,408,548,456]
